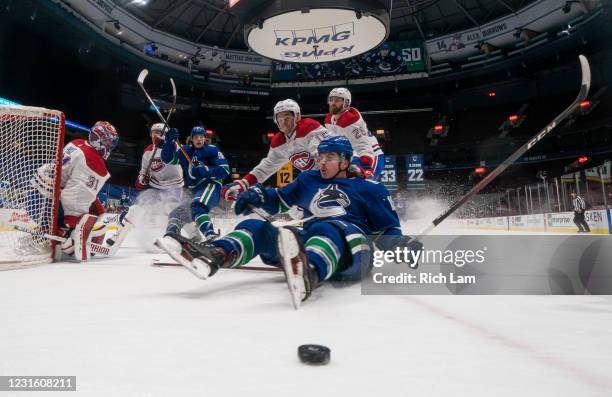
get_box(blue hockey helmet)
[191,126,206,138]
[317,136,353,160]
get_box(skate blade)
[278,228,304,310]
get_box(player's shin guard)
[194,213,215,238]
[166,217,182,235]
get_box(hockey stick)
[416,55,591,240]
[141,71,177,182]
[151,260,281,272]
[136,70,192,163]
[3,222,115,257]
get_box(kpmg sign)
[246,8,388,63]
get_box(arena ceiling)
[115,0,538,50]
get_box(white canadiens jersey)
[244,118,329,185]
[60,139,110,217]
[324,108,383,164]
[137,144,183,189]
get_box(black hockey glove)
[234,184,266,215]
[165,128,180,143]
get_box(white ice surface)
[1,220,611,397]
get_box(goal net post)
[0,104,65,269]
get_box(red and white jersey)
[244,118,329,185]
[60,139,110,217]
[136,144,183,189]
[324,107,383,167]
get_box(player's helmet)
[328,87,351,110]
[317,136,353,161]
[89,121,119,160]
[191,126,207,138]
[380,43,390,50]
[273,99,301,126]
[150,123,168,134]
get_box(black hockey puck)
[298,344,330,365]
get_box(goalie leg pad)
[123,204,147,226]
[67,214,98,262]
[90,224,107,245]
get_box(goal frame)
[0,104,66,267]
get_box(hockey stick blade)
[137,69,149,85]
[417,55,591,239]
[4,222,115,257]
[136,70,191,163]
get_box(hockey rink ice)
[1,219,611,397]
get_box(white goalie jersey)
[31,139,111,218]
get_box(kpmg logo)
[247,8,387,63]
[274,25,355,60]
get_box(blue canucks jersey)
[261,170,401,236]
[161,143,229,190]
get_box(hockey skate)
[276,226,319,309]
[155,233,224,280]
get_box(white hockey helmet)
[273,99,301,126]
[328,87,351,109]
[150,123,168,134]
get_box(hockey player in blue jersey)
[160,126,230,240]
[156,136,420,305]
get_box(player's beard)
[329,104,343,115]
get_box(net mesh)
[0,105,65,268]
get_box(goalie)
[157,136,421,304]
[30,121,119,261]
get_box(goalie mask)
[273,99,301,128]
[89,121,119,160]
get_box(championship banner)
[380,155,398,193]
[271,40,425,82]
[405,154,425,190]
[276,162,293,187]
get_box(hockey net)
[0,104,65,269]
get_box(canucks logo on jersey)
[309,184,350,217]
